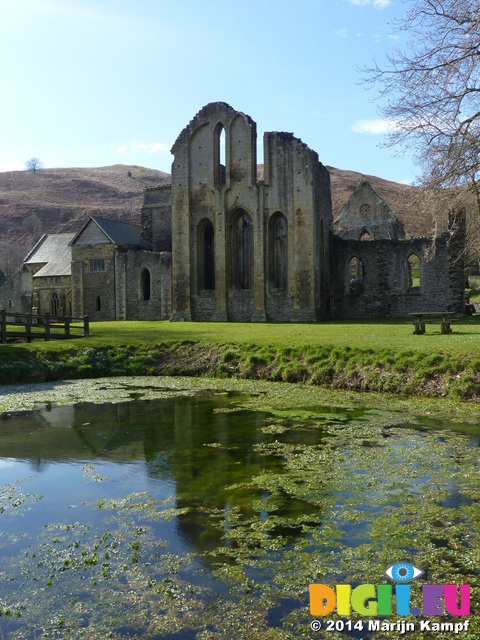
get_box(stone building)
[0,233,75,317]
[1,101,466,321]
[70,216,171,321]
[24,233,75,316]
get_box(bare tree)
[361,0,480,273]
[24,157,44,173]
[362,0,480,212]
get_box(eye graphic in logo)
[385,562,424,583]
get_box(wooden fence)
[0,310,89,343]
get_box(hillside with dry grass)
[0,163,430,275]
[0,165,169,245]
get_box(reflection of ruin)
[169,396,274,553]
[0,394,329,557]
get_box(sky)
[0,0,417,184]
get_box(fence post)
[44,313,51,341]
[26,314,32,343]
[84,316,89,337]
[65,317,71,338]
[0,310,6,344]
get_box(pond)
[0,381,479,639]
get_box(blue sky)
[0,0,415,183]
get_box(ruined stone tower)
[169,102,333,322]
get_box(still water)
[0,389,479,638]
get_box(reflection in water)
[0,392,479,638]
[0,393,329,557]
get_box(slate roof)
[70,216,143,248]
[24,233,75,277]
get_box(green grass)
[1,317,480,400]
[469,289,480,302]
[3,317,479,354]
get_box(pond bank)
[1,339,480,401]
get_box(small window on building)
[90,259,105,273]
[96,295,102,311]
[214,123,226,189]
[140,268,151,301]
[50,292,59,316]
[8,299,12,309]
[349,256,364,295]
[359,229,372,241]
[407,253,421,292]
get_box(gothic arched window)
[214,123,226,189]
[50,292,59,316]
[349,256,364,295]
[268,212,287,290]
[140,268,151,301]
[230,210,253,290]
[198,221,215,290]
[406,253,421,292]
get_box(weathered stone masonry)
[150,101,465,321]
[331,211,465,318]
[168,102,332,322]
[1,101,466,321]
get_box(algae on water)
[0,379,479,638]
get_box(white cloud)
[0,160,25,172]
[347,0,391,7]
[131,142,171,154]
[335,28,348,38]
[117,142,171,155]
[351,119,398,134]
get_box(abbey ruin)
[1,102,466,321]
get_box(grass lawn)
[6,316,479,355]
[1,317,480,399]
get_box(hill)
[0,163,426,273]
[0,165,169,246]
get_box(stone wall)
[71,243,172,322]
[71,243,116,320]
[116,249,171,320]
[141,185,172,252]
[0,270,29,313]
[331,211,465,318]
[31,275,72,316]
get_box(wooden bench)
[409,312,454,335]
